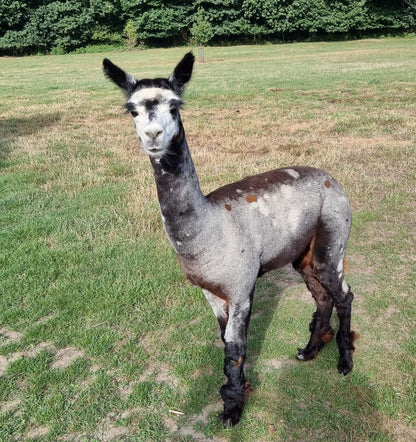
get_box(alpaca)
[103,52,356,426]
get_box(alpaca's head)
[103,52,195,158]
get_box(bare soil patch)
[94,412,131,441]
[0,328,23,343]
[51,347,85,370]
[26,426,50,439]
[138,361,180,386]
[0,398,21,413]
[176,401,226,442]
[0,329,84,374]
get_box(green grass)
[1,38,416,440]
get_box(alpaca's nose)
[144,125,163,140]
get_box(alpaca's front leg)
[218,291,254,426]
[219,341,253,426]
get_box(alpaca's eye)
[130,111,138,117]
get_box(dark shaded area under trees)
[0,0,415,55]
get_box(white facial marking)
[285,168,300,179]
[130,87,180,103]
[128,88,182,158]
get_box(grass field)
[1,37,415,440]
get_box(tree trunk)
[198,45,204,63]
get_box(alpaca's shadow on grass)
[247,264,305,380]
[0,113,61,163]
[0,113,61,139]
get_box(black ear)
[103,58,137,96]
[169,52,195,94]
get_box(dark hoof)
[219,381,252,426]
[296,347,318,361]
[218,409,241,427]
[337,332,357,375]
[338,364,353,376]
[297,348,306,360]
[338,354,353,375]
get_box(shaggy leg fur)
[219,342,253,426]
[217,288,254,426]
[294,224,356,373]
[294,264,335,361]
[333,287,356,374]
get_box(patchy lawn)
[1,37,415,440]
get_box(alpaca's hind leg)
[311,232,356,374]
[333,283,356,374]
[294,262,335,361]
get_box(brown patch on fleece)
[350,331,360,351]
[246,194,257,203]
[295,234,316,270]
[321,328,335,344]
[232,357,243,368]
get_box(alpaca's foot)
[337,331,358,375]
[297,328,334,361]
[218,406,243,427]
[338,351,354,375]
[219,381,252,427]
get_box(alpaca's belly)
[257,225,316,274]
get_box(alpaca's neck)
[150,121,208,256]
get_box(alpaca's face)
[125,87,183,159]
[103,52,194,159]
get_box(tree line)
[0,0,415,56]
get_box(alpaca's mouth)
[145,146,165,158]
[143,139,163,151]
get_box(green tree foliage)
[242,0,415,37]
[191,8,214,45]
[123,19,138,50]
[364,0,415,32]
[0,1,26,31]
[0,0,415,55]
[0,0,95,54]
[193,0,246,39]
[120,0,193,45]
